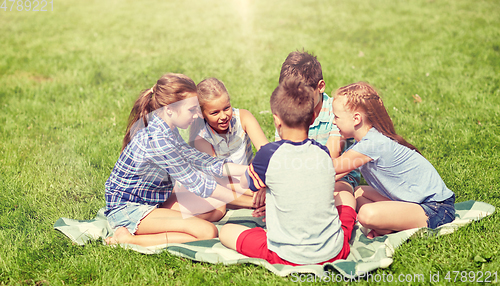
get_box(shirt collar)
[149,112,178,137]
[310,92,330,128]
[205,116,235,144]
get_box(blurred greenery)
[0,0,499,284]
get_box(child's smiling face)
[167,93,200,129]
[202,94,233,134]
[332,96,356,138]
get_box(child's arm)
[239,109,268,151]
[240,168,266,211]
[325,136,342,159]
[240,169,249,189]
[333,149,371,179]
[222,163,248,177]
[193,135,216,157]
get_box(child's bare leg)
[106,208,218,247]
[195,205,226,221]
[334,181,356,210]
[354,186,428,238]
[107,227,197,246]
[354,185,391,212]
[357,199,428,238]
[219,223,251,251]
[161,193,226,222]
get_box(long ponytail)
[122,73,197,152]
[335,82,421,154]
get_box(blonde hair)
[334,82,420,154]
[122,73,197,151]
[188,78,230,146]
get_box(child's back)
[220,78,356,265]
[276,51,361,192]
[352,128,452,203]
[249,138,343,263]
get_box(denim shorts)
[339,171,360,190]
[106,202,158,234]
[420,194,456,229]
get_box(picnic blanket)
[54,200,495,278]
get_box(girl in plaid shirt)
[105,74,248,247]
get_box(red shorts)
[236,205,357,265]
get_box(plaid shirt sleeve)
[175,133,228,177]
[147,130,225,198]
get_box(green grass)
[1,0,499,284]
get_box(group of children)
[104,51,456,265]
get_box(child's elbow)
[239,175,249,189]
[240,181,249,189]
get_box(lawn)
[0,0,499,285]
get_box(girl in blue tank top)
[331,82,455,239]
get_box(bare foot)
[366,229,395,239]
[366,229,380,239]
[105,227,133,245]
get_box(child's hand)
[252,205,266,222]
[252,188,266,208]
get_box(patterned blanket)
[54,200,495,278]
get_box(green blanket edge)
[54,200,495,278]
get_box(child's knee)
[334,189,356,210]
[196,222,218,240]
[219,224,235,249]
[357,205,376,227]
[353,186,364,199]
[209,206,226,222]
[219,223,248,250]
[219,224,230,238]
[335,181,354,194]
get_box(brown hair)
[270,78,315,131]
[334,82,420,154]
[188,78,231,146]
[196,77,230,109]
[122,73,197,151]
[279,50,323,89]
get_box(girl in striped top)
[189,78,268,208]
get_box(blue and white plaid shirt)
[105,113,226,214]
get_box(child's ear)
[165,106,173,116]
[272,114,282,128]
[352,112,362,126]
[317,80,326,94]
[311,114,317,125]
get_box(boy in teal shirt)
[275,51,361,195]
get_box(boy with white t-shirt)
[219,79,357,265]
